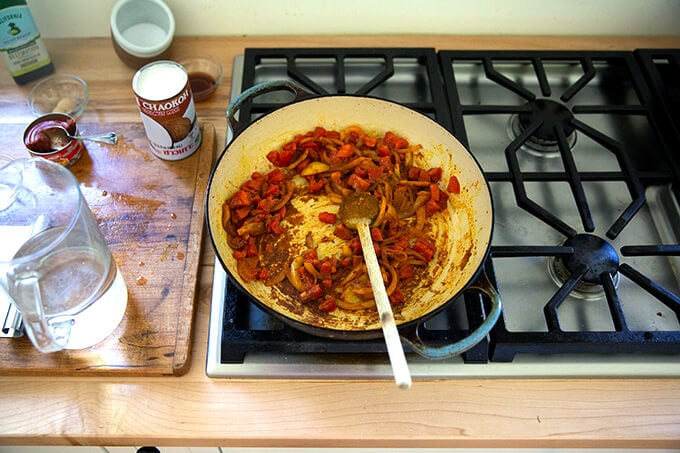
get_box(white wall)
[27,0,680,38]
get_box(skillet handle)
[399,268,502,360]
[226,80,312,136]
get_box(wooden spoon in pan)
[338,191,412,389]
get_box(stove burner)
[548,234,620,300]
[509,99,577,156]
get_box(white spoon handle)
[357,222,412,389]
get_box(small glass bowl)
[27,74,89,119]
[179,56,222,102]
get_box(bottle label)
[0,5,51,77]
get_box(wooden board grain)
[0,121,215,376]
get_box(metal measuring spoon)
[44,125,118,146]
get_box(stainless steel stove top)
[206,49,680,379]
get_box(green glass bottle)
[0,0,54,85]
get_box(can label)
[132,61,202,160]
[0,4,52,78]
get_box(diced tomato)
[363,135,377,148]
[300,284,324,302]
[319,259,336,276]
[426,199,441,214]
[262,184,279,198]
[267,148,296,167]
[245,237,258,257]
[347,174,370,191]
[398,263,414,279]
[412,239,436,261]
[266,216,284,235]
[267,168,286,184]
[233,250,247,260]
[437,189,449,210]
[370,228,383,242]
[257,197,272,212]
[389,287,404,305]
[318,296,337,312]
[232,206,252,223]
[447,175,461,194]
[353,166,368,178]
[228,190,251,209]
[349,237,362,255]
[427,167,443,183]
[303,249,318,262]
[279,148,296,166]
[367,166,383,182]
[378,155,393,171]
[377,144,390,157]
[266,150,280,166]
[308,177,325,193]
[257,268,269,281]
[301,140,320,152]
[408,167,430,182]
[337,143,355,159]
[429,184,440,202]
[318,212,337,224]
[242,178,265,193]
[384,131,409,149]
[330,171,343,184]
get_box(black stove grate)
[239,47,453,131]
[439,50,680,361]
[635,49,680,202]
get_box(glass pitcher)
[0,157,127,352]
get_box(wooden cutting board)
[0,121,216,376]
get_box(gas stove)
[206,48,680,379]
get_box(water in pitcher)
[7,226,127,349]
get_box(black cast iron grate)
[635,49,680,201]
[439,50,680,361]
[239,47,453,130]
[219,47,489,364]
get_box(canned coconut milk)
[132,61,202,160]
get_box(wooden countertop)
[2,35,680,449]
